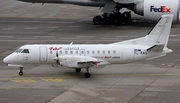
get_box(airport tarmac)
[0,0,180,103]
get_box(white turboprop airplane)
[18,0,180,24]
[3,14,173,78]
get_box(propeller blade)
[56,50,59,65]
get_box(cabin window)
[59,51,62,54]
[92,51,95,54]
[113,50,116,54]
[21,49,29,53]
[76,51,78,54]
[97,51,100,54]
[108,50,110,54]
[103,50,105,54]
[65,51,68,54]
[15,49,23,53]
[87,51,89,54]
[70,51,73,54]
[81,51,84,54]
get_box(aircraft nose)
[3,56,9,64]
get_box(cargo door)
[122,49,134,63]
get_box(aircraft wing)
[78,61,100,64]
[78,61,100,67]
[58,55,102,68]
[101,0,141,13]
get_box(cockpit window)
[15,49,23,53]
[21,49,29,53]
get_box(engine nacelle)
[134,0,180,22]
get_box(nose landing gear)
[19,67,23,76]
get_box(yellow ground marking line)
[41,78,66,82]
[10,79,36,83]
[5,78,66,83]
[0,73,180,83]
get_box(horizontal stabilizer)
[147,45,164,52]
[146,54,166,60]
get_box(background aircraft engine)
[59,55,98,68]
[134,0,180,22]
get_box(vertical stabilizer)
[144,14,173,47]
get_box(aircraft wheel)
[103,17,111,25]
[19,71,23,76]
[93,16,102,25]
[84,73,91,78]
[75,68,81,73]
[19,67,23,76]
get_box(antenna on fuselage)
[70,42,73,45]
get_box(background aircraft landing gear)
[84,68,91,78]
[75,68,81,73]
[122,11,132,24]
[19,67,23,76]
[93,11,132,25]
[93,16,103,25]
[103,17,111,25]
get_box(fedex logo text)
[150,6,170,13]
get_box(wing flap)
[78,61,100,64]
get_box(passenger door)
[39,47,47,62]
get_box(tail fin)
[144,14,173,47]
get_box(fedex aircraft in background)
[3,14,173,78]
[18,0,180,25]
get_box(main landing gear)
[75,68,91,78]
[19,67,23,76]
[93,11,132,25]
[84,68,91,78]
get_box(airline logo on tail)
[150,6,171,13]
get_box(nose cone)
[3,56,10,64]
